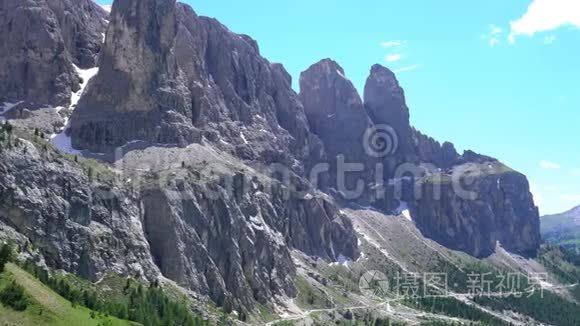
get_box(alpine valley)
[0,0,579,325]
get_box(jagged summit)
[0,0,548,321]
[299,59,370,132]
[364,64,409,128]
[297,57,540,258]
[69,0,199,152]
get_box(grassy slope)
[0,263,138,326]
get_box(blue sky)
[99,0,580,214]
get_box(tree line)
[21,261,210,326]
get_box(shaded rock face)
[0,141,158,281]
[0,0,107,106]
[140,173,358,311]
[140,184,297,311]
[364,64,416,165]
[299,62,540,257]
[0,141,358,313]
[299,60,377,200]
[408,169,541,258]
[70,0,200,152]
[70,1,323,172]
[174,4,322,173]
[0,0,77,106]
[45,0,109,68]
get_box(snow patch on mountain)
[396,200,412,221]
[50,65,99,154]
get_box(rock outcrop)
[0,140,158,281]
[0,0,107,106]
[0,136,358,313]
[406,163,541,258]
[69,0,200,152]
[299,62,541,257]
[174,4,323,174]
[140,171,358,310]
[299,60,377,198]
[364,64,416,165]
[45,0,109,68]
[70,0,323,173]
[0,0,543,317]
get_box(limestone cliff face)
[174,4,324,174]
[299,62,541,258]
[0,141,158,280]
[0,0,542,316]
[70,0,323,174]
[0,139,358,313]
[70,0,200,152]
[140,173,357,311]
[405,164,541,258]
[364,64,416,165]
[44,0,109,68]
[0,0,107,107]
[299,60,378,199]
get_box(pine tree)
[0,242,14,272]
[0,281,28,311]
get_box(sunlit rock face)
[0,0,541,317]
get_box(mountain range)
[0,0,578,325]
[542,206,580,256]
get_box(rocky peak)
[299,59,370,141]
[364,64,408,121]
[363,64,416,164]
[101,0,178,85]
[69,0,320,167]
[172,2,323,171]
[299,59,378,201]
[70,0,200,152]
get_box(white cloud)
[100,4,112,13]
[385,54,403,62]
[539,160,561,169]
[481,24,504,46]
[571,169,580,176]
[509,0,580,42]
[380,40,407,48]
[393,64,420,73]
